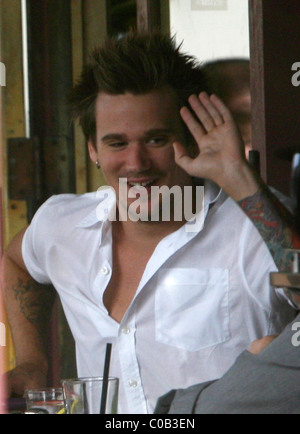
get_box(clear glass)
[62,377,119,414]
[25,388,65,414]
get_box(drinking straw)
[100,343,112,414]
[83,383,89,415]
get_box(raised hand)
[174,92,259,201]
[175,94,300,286]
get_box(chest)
[103,243,155,323]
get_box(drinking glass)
[62,377,119,414]
[25,388,65,414]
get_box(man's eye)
[108,142,126,148]
[147,137,168,146]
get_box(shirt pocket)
[155,268,230,352]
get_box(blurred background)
[0,0,300,390]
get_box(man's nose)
[125,143,152,172]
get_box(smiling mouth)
[127,178,160,188]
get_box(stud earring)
[96,160,101,169]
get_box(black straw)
[100,343,112,414]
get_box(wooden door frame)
[137,0,170,33]
[249,0,300,195]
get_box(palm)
[174,93,246,184]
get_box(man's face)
[88,88,193,220]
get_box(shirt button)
[121,327,131,335]
[101,267,109,275]
[129,379,138,388]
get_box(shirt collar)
[204,179,222,206]
[76,187,117,229]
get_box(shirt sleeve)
[22,197,56,284]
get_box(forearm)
[236,179,294,271]
[217,159,294,271]
[217,160,261,202]
[2,253,56,371]
[177,93,300,307]
[234,173,300,308]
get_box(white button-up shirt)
[22,181,296,414]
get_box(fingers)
[249,335,278,355]
[180,92,234,137]
[190,93,224,130]
[173,141,191,163]
[173,141,195,174]
[209,93,234,123]
[180,106,206,141]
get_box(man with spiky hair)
[2,33,298,414]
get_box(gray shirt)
[155,314,300,414]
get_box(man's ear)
[88,140,98,163]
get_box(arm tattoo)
[12,277,56,337]
[237,187,294,272]
[238,188,300,308]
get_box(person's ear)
[88,140,98,163]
